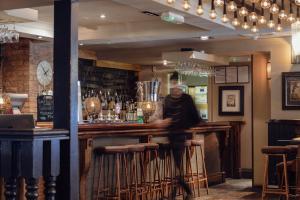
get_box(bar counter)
[78,121,239,200]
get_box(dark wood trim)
[53,0,79,199]
[251,54,254,187]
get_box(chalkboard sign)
[79,58,138,99]
[37,95,53,122]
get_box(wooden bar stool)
[93,145,130,200]
[158,142,174,199]
[126,144,146,200]
[140,143,162,200]
[190,140,209,197]
[261,146,298,200]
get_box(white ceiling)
[0,0,293,65]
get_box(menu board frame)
[215,65,250,84]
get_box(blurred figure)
[156,72,202,200]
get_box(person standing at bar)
[155,72,202,200]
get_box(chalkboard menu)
[37,95,53,122]
[79,58,138,99]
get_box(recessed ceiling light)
[79,43,84,46]
[37,36,43,39]
[200,36,210,40]
[100,14,106,19]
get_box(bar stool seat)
[94,146,129,154]
[191,140,203,146]
[261,146,296,154]
[139,143,159,150]
[126,144,145,152]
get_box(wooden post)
[53,0,79,199]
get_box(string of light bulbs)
[166,0,300,33]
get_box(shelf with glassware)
[81,80,161,124]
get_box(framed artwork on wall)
[282,72,300,110]
[219,86,244,116]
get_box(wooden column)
[53,0,79,199]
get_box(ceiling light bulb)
[221,14,229,23]
[295,0,300,6]
[251,25,259,32]
[239,7,249,17]
[200,36,210,40]
[232,18,240,26]
[227,1,237,12]
[270,3,279,14]
[258,16,267,24]
[267,20,275,28]
[100,14,106,19]
[288,13,296,23]
[249,12,258,21]
[276,24,283,31]
[279,10,287,19]
[183,0,191,10]
[249,0,260,3]
[163,60,168,66]
[167,0,175,4]
[261,0,271,9]
[214,0,224,6]
[242,22,250,29]
[209,10,217,19]
[197,5,204,15]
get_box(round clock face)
[37,61,53,86]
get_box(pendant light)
[197,0,204,15]
[258,8,267,24]
[295,0,300,6]
[214,0,224,7]
[276,18,283,31]
[251,22,259,32]
[249,3,258,21]
[267,13,275,28]
[270,0,279,14]
[232,11,241,26]
[239,0,249,16]
[210,0,217,19]
[221,0,229,22]
[183,0,191,10]
[278,0,287,19]
[227,1,237,12]
[287,1,295,23]
[261,0,271,9]
[167,0,175,4]
[242,16,250,29]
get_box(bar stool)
[158,142,174,199]
[261,146,298,200]
[140,143,162,200]
[126,144,146,200]
[93,145,130,200]
[190,140,209,197]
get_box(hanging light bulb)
[210,0,217,19]
[295,0,300,6]
[287,2,295,23]
[251,22,259,32]
[276,18,283,31]
[227,1,237,12]
[261,0,271,9]
[239,7,249,17]
[267,13,275,28]
[214,0,224,7]
[258,8,267,24]
[167,0,175,4]
[278,0,287,19]
[249,0,260,3]
[249,3,258,21]
[221,0,229,22]
[232,11,240,26]
[183,0,191,10]
[270,0,279,14]
[242,16,250,29]
[197,0,204,15]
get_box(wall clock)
[37,60,53,86]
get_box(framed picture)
[225,66,238,83]
[238,66,249,83]
[215,67,226,84]
[282,72,300,110]
[219,86,244,116]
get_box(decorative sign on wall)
[215,65,249,84]
[37,95,53,122]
